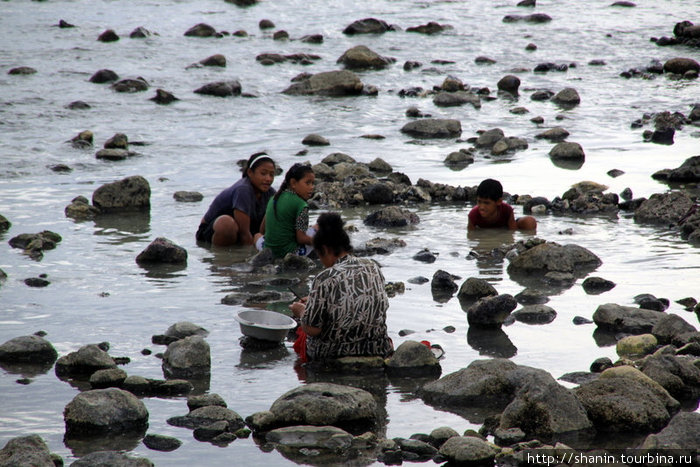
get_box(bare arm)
[233,209,253,245]
[290,298,321,336]
[467,219,477,231]
[507,211,517,230]
[295,229,314,245]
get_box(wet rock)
[412,248,436,263]
[258,19,275,30]
[514,288,548,305]
[593,303,664,334]
[194,80,241,97]
[98,29,119,42]
[431,270,459,300]
[502,13,552,23]
[582,277,616,294]
[507,241,600,279]
[65,196,101,220]
[663,57,700,75]
[184,23,217,37]
[272,30,289,41]
[267,425,353,450]
[652,314,697,345]
[512,304,557,324]
[112,78,149,93]
[518,0,536,5]
[55,344,116,377]
[150,88,179,105]
[136,237,187,265]
[367,158,392,173]
[616,334,658,357]
[89,69,119,83]
[535,127,569,142]
[130,26,151,39]
[640,354,700,399]
[474,128,505,148]
[173,191,203,202]
[162,335,211,378]
[364,206,419,227]
[497,75,520,94]
[551,87,580,107]
[72,451,153,466]
[634,191,694,225]
[90,368,128,389]
[433,91,481,109]
[408,276,429,285]
[590,357,614,373]
[283,70,364,96]
[198,54,226,67]
[641,411,700,451]
[58,19,75,28]
[400,118,462,138]
[300,34,323,44]
[0,214,11,232]
[188,393,227,411]
[343,18,392,35]
[385,340,441,376]
[105,133,128,149]
[143,434,182,452]
[302,134,330,146]
[406,22,449,34]
[439,436,497,465]
[162,321,208,341]
[245,383,379,433]
[574,367,679,433]
[64,388,148,435]
[92,175,151,213]
[444,149,474,167]
[95,148,136,161]
[466,294,518,327]
[549,141,585,162]
[0,435,56,467]
[494,427,526,446]
[457,277,497,304]
[0,335,58,364]
[429,427,459,448]
[8,66,37,75]
[337,45,395,70]
[652,155,700,183]
[24,277,50,287]
[279,253,315,272]
[9,231,62,258]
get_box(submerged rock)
[400,118,462,138]
[283,70,363,96]
[194,80,241,97]
[343,18,392,35]
[507,241,601,279]
[364,206,419,227]
[111,78,149,93]
[136,237,188,265]
[184,23,217,37]
[385,340,441,376]
[337,45,395,70]
[640,411,700,451]
[71,451,153,467]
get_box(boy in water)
[467,178,537,231]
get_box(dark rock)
[590,357,613,373]
[412,248,437,263]
[400,118,462,138]
[457,277,497,304]
[98,29,119,42]
[475,128,505,148]
[301,34,323,44]
[653,155,700,183]
[640,354,700,399]
[406,22,448,35]
[302,134,330,146]
[337,45,395,70]
[493,427,526,446]
[95,148,135,161]
[433,91,481,109]
[136,237,187,265]
[431,269,460,295]
[612,1,635,6]
[65,196,101,220]
[512,305,557,324]
[0,335,58,364]
[111,78,149,93]
[272,30,289,40]
[64,388,148,436]
[608,169,625,177]
[531,89,554,101]
[89,69,119,84]
[551,87,580,107]
[168,406,244,433]
[259,19,275,30]
[343,18,392,35]
[283,70,364,97]
[514,288,549,305]
[466,294,517,327]
[71,451,153,466]
[593,303,664,334]
[50,163,73,173]
[549,141,585,161]
[641,411,700,451]
[497,75,520,94]
[90,368,127,389]
[150,88,179,105]
[535,127,569,142]
[652,314,697,344]
[24,277,50,287]
[8,66,37,75]
[651,127,675,144]
[408,276,429,285]
[438,436,497,465]
[162,336,210,378]
[474,56,496,65]
[55,344,116,377]
[92,176,150,213]
[364,206,419,227]
[130,26,151,39]
[194,80,241,97]
[188,393,227,411]
[385,340,441,376]
[634,191,694,225]
[58,19,75,28]
[394,437,438,459]
[507,241,600,279]
[104,133,128,149]
[143,434,182,452]
[184,23,217,37]
[502,13,552,23]
[403,60,422,71]
[199,54,226,67]
[582,277,616,294]
[0,435,55,466]
[66,100,90,110]
[173,191,203,202]
[663,57,700,75]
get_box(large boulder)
[336,45,395,70]
[652,313,697,344]
[507,242,601,278]
[136,237,188,265]
[592,303,664,334]
[55,344,117,377]
[0,335,58,364]
[400,118,462,138]
[0,435,56,467]
[92,175,151,213]
[421,359,591,438]
[634,191,695,225]
[574,366,679,433]
[282,70,364,96]
[663,57,700,74]
[466,294,518,328]
[640,411,700,451]
[639,354,700,400]
[246,383,379,433]
[64,388,149,435]
[162,336,211,378]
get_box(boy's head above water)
[476,178,503,201]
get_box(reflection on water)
[64,429,146,458]
[0,360,54,378]
[93,212,151,244]
[238,346,290,369]
[467,326,518,359]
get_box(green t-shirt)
[264,190,309,258]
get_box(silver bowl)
[234,310,297,342]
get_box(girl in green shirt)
[258,163,316,258]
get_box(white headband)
[248,154,273,170]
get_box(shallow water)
[1,0,699,464]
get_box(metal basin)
[234,310,297,342]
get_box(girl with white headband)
[196,152,276,247]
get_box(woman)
[196,153,276,246]
[289,213,393,361]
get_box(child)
[196,153,276,246]
[467,178,537,231]
[257,163,316,257]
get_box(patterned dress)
[302,255,393,360]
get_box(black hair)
[476,178,503,201]
[272,163,314,219]
[242,152,275,178]
[313,212,352,256]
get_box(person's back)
[263,190,308,257]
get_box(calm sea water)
[1,0,699,464]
